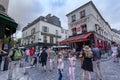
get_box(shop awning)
[0,11,18,36]
[59,32,92,45]
[0,13,18,28]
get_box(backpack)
[13,49,22,61]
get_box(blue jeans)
[0,62,1,71]
[58,69,62,80]
[25,55,29,62]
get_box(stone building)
[22,14,68,48]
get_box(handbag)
[80,56,84,64]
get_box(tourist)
[80,45,93,80]
[92,44,102,80]
[57,53,64,80]
[40,47,48,71]
[68,52,76,80]
[7,44,24,80]
[48,49,56,71]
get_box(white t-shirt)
[111,47,118,54]
[57,58,64,69]
[25,50,30,55]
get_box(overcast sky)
[8,0,120,38]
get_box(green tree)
[16,38,22,45]
[9,38,16,48]
[3,36,9,43]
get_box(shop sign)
[69,17,89,28]
[95,34,105,41]
[71,27,81,32]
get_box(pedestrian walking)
[72,48,76,55]
[25,48,30,62]
[111,44,118,62]
[80,45,93,80]
[0,49,7,71]
[32,50,38,67]
[40,47,48,71]
[68,53,76,80]
[48,49,56,71]
[7,44,24,80]
[29,47,35,66]
[57,53,64,80]
[117,45,120,63]
[38,49,42,64]
[92,44,102,80]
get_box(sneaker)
[32,65,36,67]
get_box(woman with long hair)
[80,45,93,80]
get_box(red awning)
[59,32,92,45]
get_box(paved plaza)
[0,57,120,80]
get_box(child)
[57,53,64,80]
[68,53,76,80]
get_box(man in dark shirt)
[40,48,48,71]
[92,44,102,80]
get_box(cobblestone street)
[1,57,120,80]
[28,58,120,80]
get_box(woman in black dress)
[80,45,93,80]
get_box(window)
[32,35,35,40]
[26,32,27,36]
[0,5,5,12]
[31,28,35,34]
[80,10,85,18]
[50,36,54,43]
[81,24,87,33]
[71,15,76,22]
[72,28,77,35]
[65,30,67,34]
[56,38,58,43]
[95,24,98,32]
[43,36,47,43]
[56,30,58,35]
[42,26,49,33]
[61,29,64,33]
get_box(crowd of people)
[0,42,120,80]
